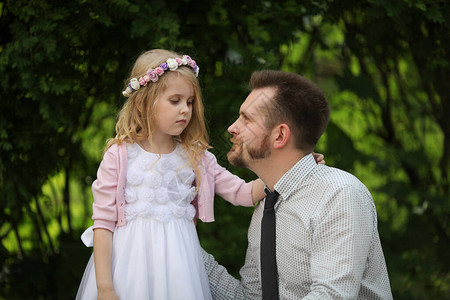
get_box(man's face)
[227,87,275,169]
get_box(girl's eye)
[170,100,180,104]
[187,101,193,105]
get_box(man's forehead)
[240,88,275,114]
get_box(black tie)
[261,189,280,300]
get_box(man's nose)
[228,119,239,135]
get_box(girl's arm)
[93,228,119,300]
[92,144,122,232]
[202,151,326,208]
[251,178,266,204]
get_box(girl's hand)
[98,287,119,300]
[313,152,325,165]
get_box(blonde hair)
[107,49,210,181]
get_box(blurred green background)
[0,0,449,299]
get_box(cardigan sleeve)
[91,144,119,232]
[205,151,254,207]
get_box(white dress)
[76,143,212,300]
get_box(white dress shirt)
[203,153,393,299]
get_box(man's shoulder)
[309,164,370,194]
[306,165,376,217]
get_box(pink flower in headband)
[155,67,164,76]
[138,77,147,86]
[148,70,159,82]
[175,58,182,66]
[188,60,197,68]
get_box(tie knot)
[264,189,279,210]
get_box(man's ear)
[272,124,291,149]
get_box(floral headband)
[122,55,200,97]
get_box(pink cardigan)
[91,143,254,232]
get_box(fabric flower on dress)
[124,187,137,204]
[127,169,144,186]
[141,188,155,203]
[153,206,172,223]
[144,172,162,189]
[139,156,154,171]
[140,201,154,218]
[155,187,170,204]
[185,204,196,220]
[172,206,186,218]
[124,205,139,221]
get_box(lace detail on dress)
[124,143,197,223]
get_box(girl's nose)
[180,102,189,114]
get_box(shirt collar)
[273,153,317,201]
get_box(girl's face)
[153,73,194,139]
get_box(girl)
[76,49,264,300]
[76,49,323,299]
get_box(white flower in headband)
[166,58,178,71]
[122,55,199,97]
[129,78,140,90]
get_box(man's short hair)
[249,70,330,151]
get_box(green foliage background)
[0,0,449,299]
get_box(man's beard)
[227,134,271,168]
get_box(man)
[203,70,392,299]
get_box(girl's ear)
[272,124,291,149]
